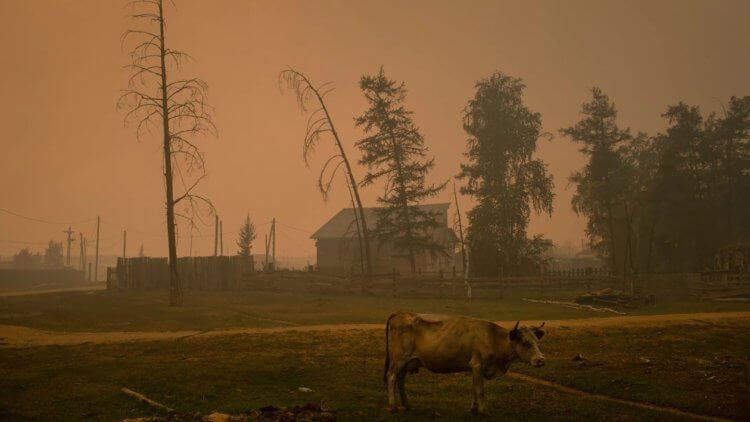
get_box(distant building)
[548,248,602,271]
[311,203,459,273]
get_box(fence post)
[392,268,397,298]
[439,269,444,298]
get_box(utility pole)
[94,216,100,282]
[122,230,127,259]
[219,220,224,256]
[64,226,75,268]
[263,234,269,271]
[79,232,85,270]
[214,215,219,256]
[83,236,88,275]
[271,218,276,269]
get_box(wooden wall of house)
[316,238,359,271]
[315,237,458,274]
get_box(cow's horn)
[513,320,520,331]
[539,322,545,328]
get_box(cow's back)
[389,313,501,374]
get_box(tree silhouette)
[458,72,554,276]
[119,0,216,305]
[279,67,372,274]
[355,68,447,273]
[237,214,257,257]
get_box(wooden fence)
[108,256,254,291]
[306,270,735,300]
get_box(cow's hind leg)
[397,367,410,410]
[398,358,420,410]
[388,358,415,413]
[386,366,398,413]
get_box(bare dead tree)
[279,67,372,274]
[119,0,216,306]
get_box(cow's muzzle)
[532,357,545,368]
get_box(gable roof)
[311,203,451,239]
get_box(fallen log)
[121,388,174,413]
[523,298,626,315]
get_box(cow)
[384,312,546,415]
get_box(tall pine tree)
[355,68,447,273]
[560,88,632,274]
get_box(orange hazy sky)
[1,0,749,260]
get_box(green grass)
[1,288,748,333]
[513,322,750,419]
[6,321,747,421]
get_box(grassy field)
[1,286,749,421]
[1,319,748,421]
[1,287,749,333]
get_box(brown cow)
[384,312,546,415]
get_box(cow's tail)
[384,313,397,386]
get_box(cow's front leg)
[397,369,410,410]
[470,364,488,415]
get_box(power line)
[277,221,313,235]
[0,239,49,245]
[0,208,95,225]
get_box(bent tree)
[279,68,373,274]
[119,0,216,305]
[355,68,447,273]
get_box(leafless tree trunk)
[119,0,216,306]
[279,68,373,274]
[453,182,467,276]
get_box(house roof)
[311,203,451,239]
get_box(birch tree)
[458,71,554,276]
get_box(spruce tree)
[355,68,447,273]
[237,214,257,257]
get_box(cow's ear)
[510,320,521,341]
[533,328,545,340]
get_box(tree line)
[284,66,749,278]
[8,241,63,269]
[118,0,748,305]
[563,90,750,275]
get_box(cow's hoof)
[388,407,399,414]
[401,405,411,412]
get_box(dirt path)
[1,311,749,349]
[0,284,106,297]
[508,372,732,422]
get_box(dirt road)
[1,311,748,348]
[0,284,106,297]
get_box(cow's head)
[509,321,546,367]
